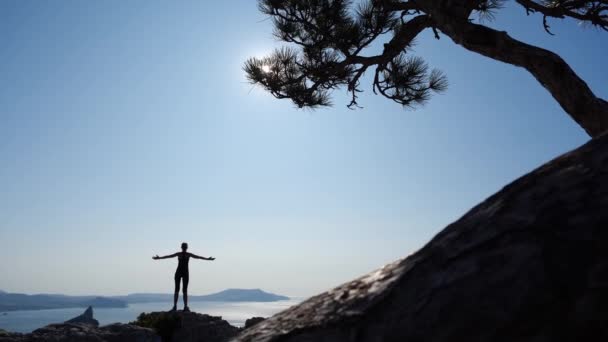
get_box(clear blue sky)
[0,1,605,297]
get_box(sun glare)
[261,65,271,73]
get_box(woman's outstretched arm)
[188,253,215,261]
[152,253,179,260]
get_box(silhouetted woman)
[153,242,215,312]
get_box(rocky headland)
[0,307,159,342]
[0,306,256,342]
[64,306,99,327]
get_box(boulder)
[132,311,239,342]
[0,329,15,338]
[65,306,99,327]
[234,134,608,342]
[0,330,21,341]
[244,317,265,330]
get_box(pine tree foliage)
[244,0,448,109]
[244,0,607,136]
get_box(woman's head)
[181,242,188,251]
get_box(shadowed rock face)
[235,134,608,342]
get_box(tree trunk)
[436,18,608,138]
[235,133,608,341]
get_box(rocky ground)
[0,307,159,342]
[0,306,258,342]
[133,311,239,342]
[0,321,159,342]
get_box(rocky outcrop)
[0,323,159,342]
[65,306,99,327]
[235,134,608,342]
[0,306,260,342]
[133,311,239,342]
[172,312,239,342]
[244,317,265,330]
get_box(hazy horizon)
[0,1,605,298]
[0,287,295,298]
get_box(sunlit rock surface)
[235,134,608,341]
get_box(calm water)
[0,299,302,333]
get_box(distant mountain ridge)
[0,292,126,312]
[0,289,288,312]
[113,288,289,303]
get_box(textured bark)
[234,132,608,342]
[436,18,608,137]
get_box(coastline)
[0,299,301,333]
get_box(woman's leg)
[173,273,181,310]
[183,273,189,310]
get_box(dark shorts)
[174,270,189,291]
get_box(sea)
[0,299,302,333]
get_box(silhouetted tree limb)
[515,0,608,34]
[244,12,445,109]
[434,16,608,137]
[245,0,608,137]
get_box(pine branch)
[516,0,608,32]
